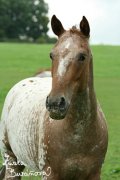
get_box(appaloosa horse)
[0,15,108,180]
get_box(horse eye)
[78,53,86,61]
[50,52,53,60]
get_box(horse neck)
[88,55,97,115]
[66,55,97,125]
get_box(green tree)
[0,0,49,41]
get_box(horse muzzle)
[46,95,68,120]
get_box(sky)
[45,0,120,45]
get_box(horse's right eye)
[78,53,86,61]
[50,53,53,60]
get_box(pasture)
[0,43,120,179]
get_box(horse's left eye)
[78,53,86,61]
[50,52,53,60]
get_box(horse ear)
[80,16,90,37]
[51,15,65,37]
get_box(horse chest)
[44,117,105,179]
[61,155,96,179]
[46,141,98,180]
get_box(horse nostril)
[46,96,66,112]
[59,97,66,111]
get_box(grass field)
[0,43,120,180]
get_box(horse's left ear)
[51,15,65,37]
[80,16,90,37]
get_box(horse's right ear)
[51,15,65,37]
[80,16,90,37]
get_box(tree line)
[0,0,56,43]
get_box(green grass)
[92,46,120,180]
[0,43,52,115]
[0,43,120,179]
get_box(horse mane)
[70,26,89,38]
[70,26,80,34]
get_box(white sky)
[45,0,120,45]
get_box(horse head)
[46,15,92,120]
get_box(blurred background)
[0,0,120,44]
[46,0,120,45]
[0,0,120,179]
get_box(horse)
[0,15,108,180]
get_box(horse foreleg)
[0,137,25,180]
[0,165,6,179]
[3,151,25,180]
